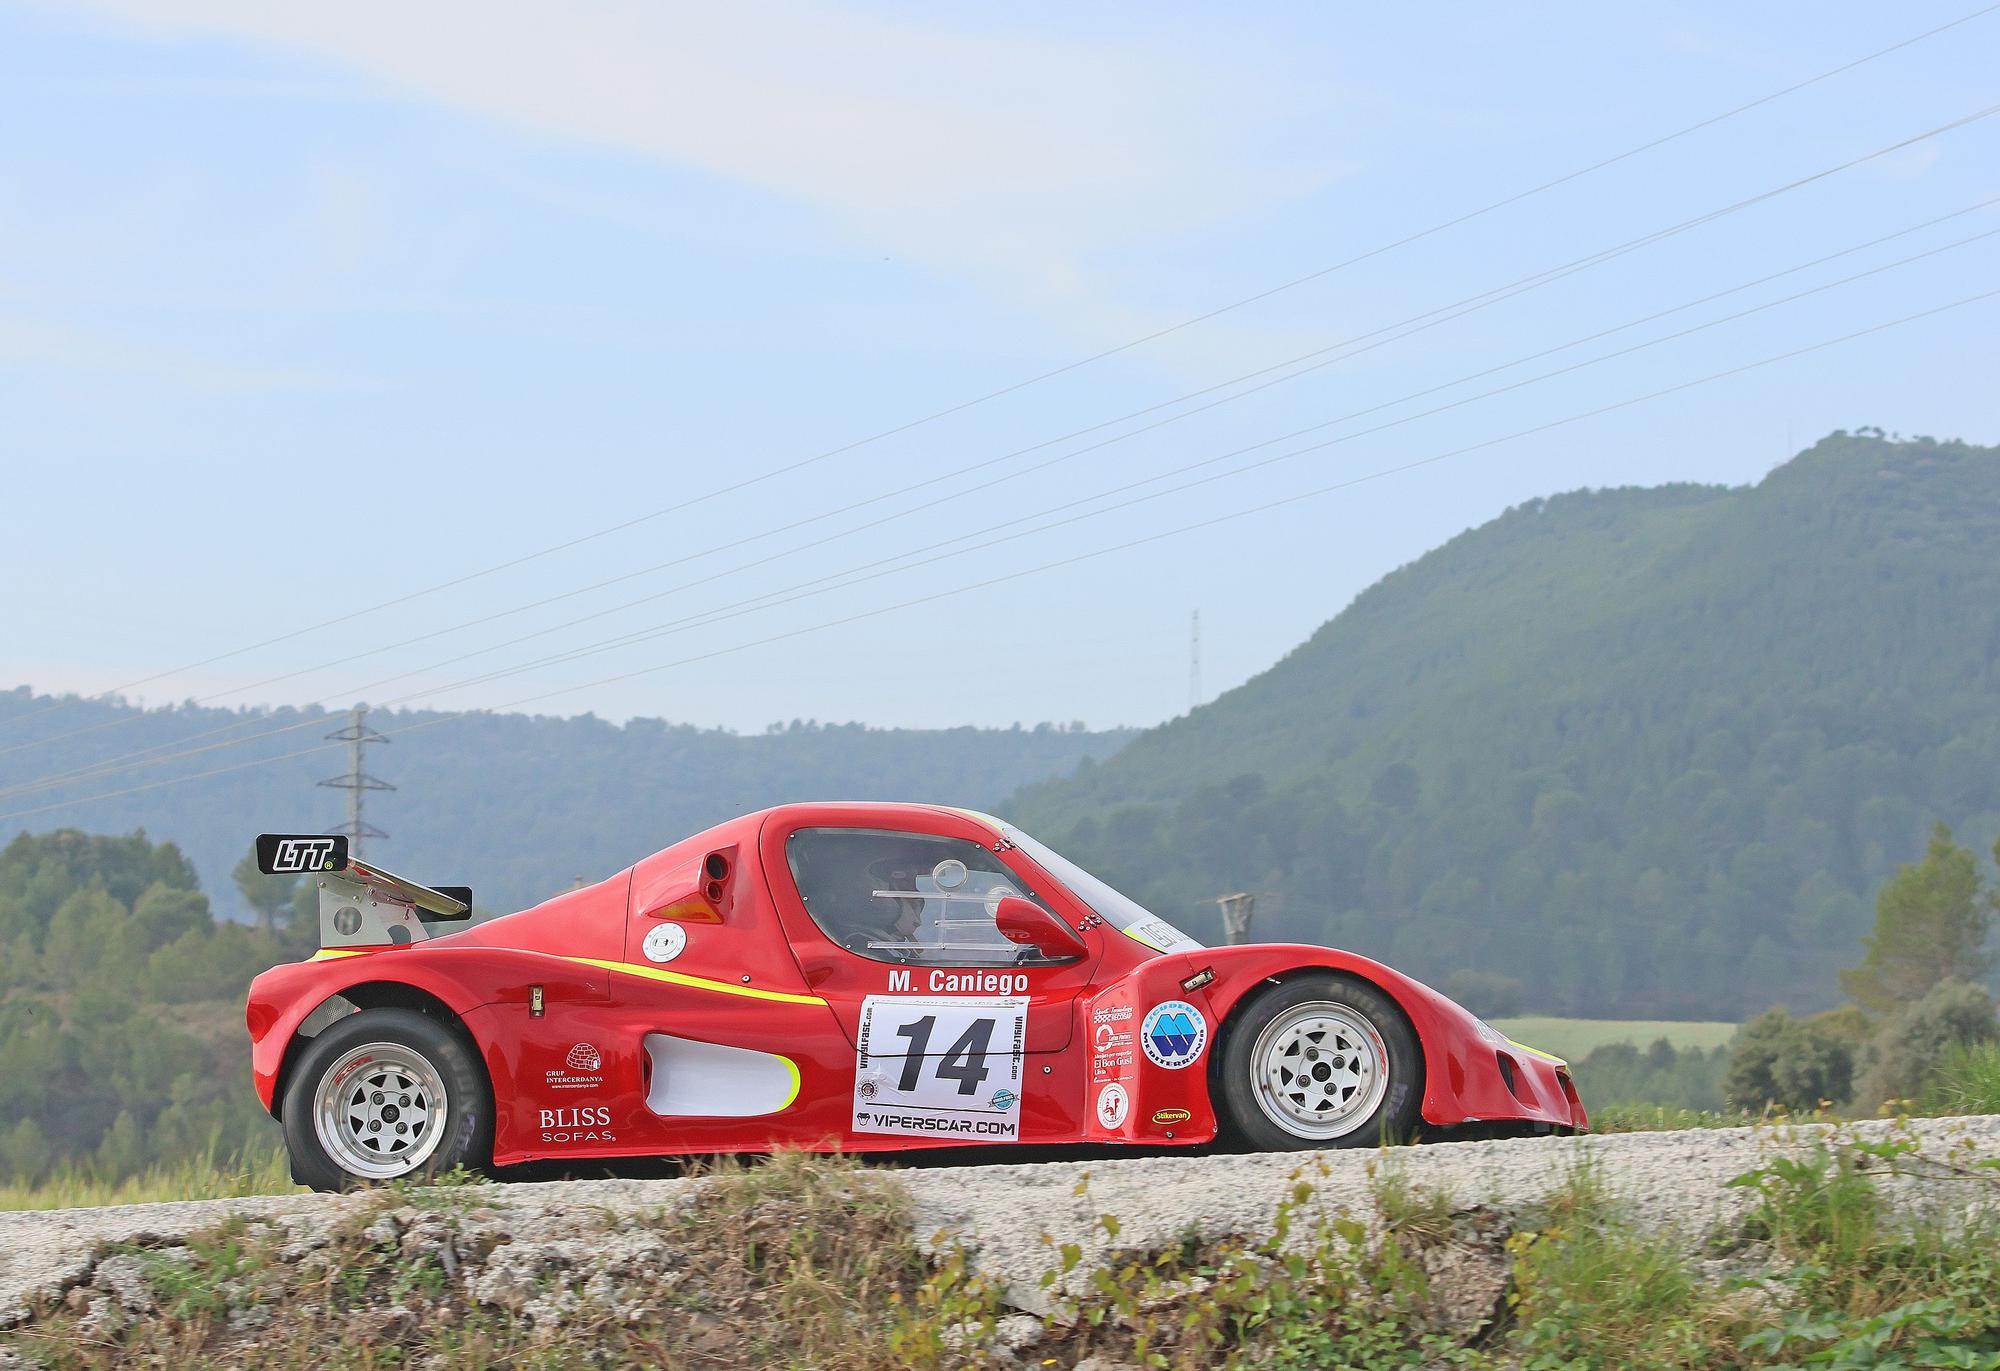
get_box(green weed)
[1921,1040,2000,1116]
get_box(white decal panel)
[853,995,1027,1141]
[1124,917,1202,955]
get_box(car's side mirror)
[993,896,1087,962]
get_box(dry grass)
[0,1142,297,1212]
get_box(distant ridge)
[0,694,1133,916]
[1011,433,2000,1018]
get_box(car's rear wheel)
[282,1008,491,1192]
[1214,974,1423,1150]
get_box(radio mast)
[1189,610,1202,712]
[319,704,392,860]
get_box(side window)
[785,827,1062,967]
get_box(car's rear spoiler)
[254,833,473,950]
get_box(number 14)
[892,1014,995,1095]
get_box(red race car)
[245,803,1584,1190]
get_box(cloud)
[0,313,373,394]
[63,1,1341,353]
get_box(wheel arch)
[270,979,479,1122]
[1205,962,1428,1105]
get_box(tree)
[2,1117,51,1184]
[1725,1007,1854,1112]
[1852,979,1999,1112]
[232,846,297,936]
[1840,823,1992,1013]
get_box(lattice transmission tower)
[319,704,392,859]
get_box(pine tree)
[1841,823,1993,1013]
[232,847,296,937]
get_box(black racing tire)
[280,1008,492,1192]
[1213,973,1424,1151]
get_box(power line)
[4,284,1990,824]
[8,209,1994,802]
[11,101,1998,781]
[6,4,1992,732]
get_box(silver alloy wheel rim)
[1249,1001,1391,1140]
[313,1042,449,1180]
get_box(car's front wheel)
[1214,974,1424,1150]
[281,1007,492,1192]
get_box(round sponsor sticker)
[642,923,687,964]
[1096,1082,1129,1130]
[1140,1000,1208,1070]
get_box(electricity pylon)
[319,704,392,859]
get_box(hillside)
[0,696,1132,916]
[0,830,281,1188]
[1012,433,2000,1019]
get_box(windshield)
[1000,822,1204,956]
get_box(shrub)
[1852,978,1998,1112]
[1724,1007,1854,1112]
[1572,1039,1728,1112]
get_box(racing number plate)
[852,995,1027,1141]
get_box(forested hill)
[0,696,1133,916]
[1012,433,2000,1020]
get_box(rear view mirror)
[993,896,1087,962]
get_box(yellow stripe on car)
[563,956,829,1006]
[308,947,828,1007]
[1506,1037,1569,1068]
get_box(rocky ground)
[1,1116,1996,1368]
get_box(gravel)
[3,1115,1995,1325]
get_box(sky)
[2,1,1996,740]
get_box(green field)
[1491,1017,1737,1061]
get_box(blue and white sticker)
[1141,1000,1208,1070]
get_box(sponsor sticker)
[264,835,343,874]
[642,923,687,964]
[1140,1001,1208,1070]
[539,1105,614,1144]
[545,1042,605,1092]
[1090,999,1136,1083]
[1096,1082,1130,1130]
[1152,1107,1192,1125]
[851,995,1027,1141]
[1125,917,1203,956]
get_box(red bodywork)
[247,803,1583,1166]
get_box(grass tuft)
[1919,1040,2000,1116]
[0,1140,297,1211]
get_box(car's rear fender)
[247,947,611,1119]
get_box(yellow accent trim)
[778,1055,802,1110]
[308,946,826,1008]
[1506,1038,1568,1068]
[564,956,828,1006]
[940,806,1005,834]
